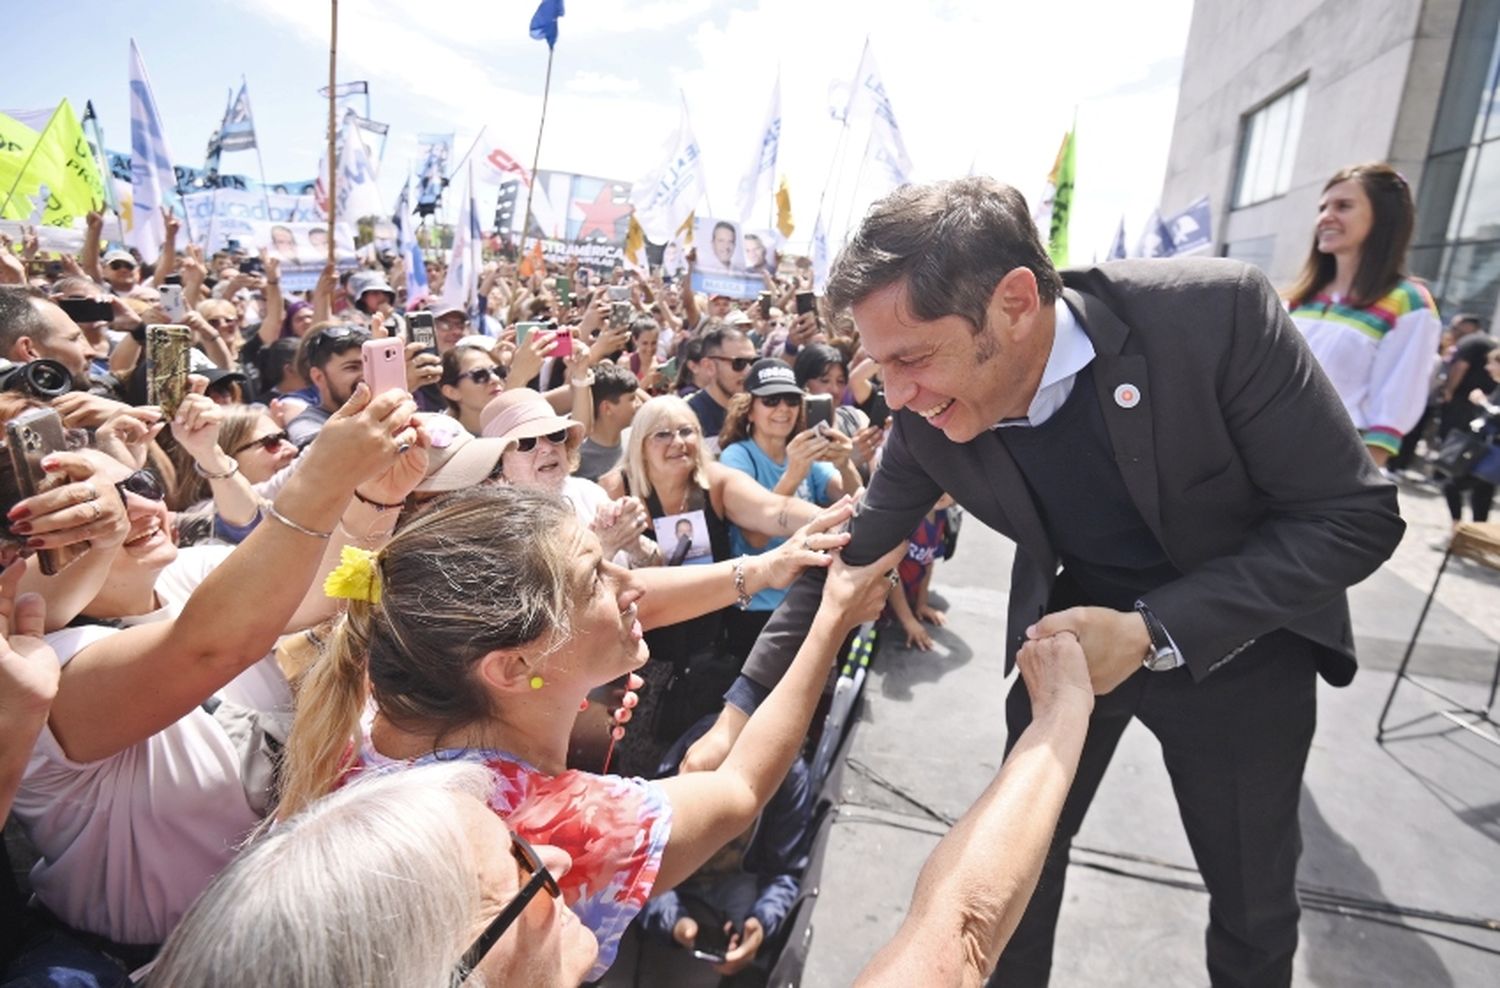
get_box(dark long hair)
[1286,163,1414,310]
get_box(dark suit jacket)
[739,259,1404,694]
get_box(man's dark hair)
[713,220,736,239]
[1452,312,1484,334]
[296,325,368,379]
[825,177,1063,332]
[591,362,639,416]
[697,324,745,357]
[0,286,52,356]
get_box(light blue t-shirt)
[719,439,835,611]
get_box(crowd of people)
[0,159,1490,988]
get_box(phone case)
[565,673,630,773]
[805,395,835,430]
[159,284,186,320]
[361,338,407,396]
[5,408,87,575]
[408,314,437,353]
[146,325,192,420]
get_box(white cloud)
[245,0,1195,259]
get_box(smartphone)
[606,285,630,303]
[866,388,891,425]
[5,409,87,575]
[361,337,407,396]
[805,394,835,431]
[408,311,437,354]
[56,297,115,323]
[609,301,632,331]
[795,290,816,316]
[146,324,192,420]
[555,274,572,304]
[682,897,733,963]
[518,321,570,358]
[158,283,186,321]
[566,673,632,773]
[239,256,265,275]
[660,355,679,382]
[758,291,773,318]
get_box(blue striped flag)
[127,39,178,261]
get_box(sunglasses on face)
[514,429,570,453]
[708,355,754,372]
[107,260,136,271]
[231,431,290,456]
[454,832,561,981]
[307,325,370,363]
[115,469,165,504]
[755,393,802,409]
[648,425,698,445]
[464,367,501,385]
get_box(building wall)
[1160,0,1460,289]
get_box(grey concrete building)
[1159,0,1500,324]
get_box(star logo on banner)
[574,186,632,241]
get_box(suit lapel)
[1064,287,1166,544]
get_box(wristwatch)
[1134,601,1183,672]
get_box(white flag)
[317,111,384,224]
[845,42,913,193]
[127,39,177,262]
[629,102,708,243]
[437,161,480,315]
[811,214,831,294]
[736,76,781,226]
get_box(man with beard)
[286,325,369,448]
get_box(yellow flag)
[0,100,107,227]
[624,214,646,267]
[775,175,794,239]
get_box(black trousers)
[987,630,1319,988]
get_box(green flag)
[0,99,108,227]
[1044,127,1075,266]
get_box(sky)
[7,0,1196,260]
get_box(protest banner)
[498,169,633,272]
[180,187,356,290]
[690,216,765,299]
[0,100,109,228]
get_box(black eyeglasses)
[454,832,560,981]
[648,425,697,444]
[464,367,501,385]
[231,431,290,455]
[755,393,802,408]
[306,324,369,363]
[115,469,165,503]
[708,355,754,372]
[514,429,570,453]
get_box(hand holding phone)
[146,325,192,420]
[804,394,835,431]
[4,409,88,575]
[566,672,634,773]
[407,312,437,354]
[360,337,407,396]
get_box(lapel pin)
[1113,384,1141,409]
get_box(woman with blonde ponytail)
[280,484,901,980]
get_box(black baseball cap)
[744,358,803,398]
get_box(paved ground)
[803,481,1500,986]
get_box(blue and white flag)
[317,110,383,223]
[1164,195,1212,255]
[529,0,565,49]
[393,174,430,306]
[811,214,831,294]
[219,82,257,152]
[736,75,781,227]
[845,42,912,192]
[1107,216,1127,260]
[629,101,708,243]
[437,160,481,315]
[127,39,178,261]
[415,132,453,211]
[1135,209,1174,259]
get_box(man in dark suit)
[682,177,1404,987]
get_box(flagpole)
[518,45,555,263]
[83,102,128,243]
[448,126,487,177]
[243,77,275,220]
[326,0,339,267]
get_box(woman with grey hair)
[148,762,598,987]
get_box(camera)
[0,359,75,401]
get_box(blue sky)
[7,0,1196,257]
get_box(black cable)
[838,759,1500,943]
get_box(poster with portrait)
[689,216,765,299]
[495,169,635,273]
[654,511,712,566]
[179,188,358,290]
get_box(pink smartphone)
[361,337,406,396]
[550,331,573,358]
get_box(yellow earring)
[529,675,545,690]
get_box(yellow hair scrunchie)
[323,545,382,604]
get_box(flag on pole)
[316,110,383,223]
[1163,195,1213,255]
[518,238,545,279]
[811,214,831,294]
[623,214,647,273]
[629,101,708,243]
[1107,216,1127,260]
[845,42,913,192]
[80,100,120,216]
[478,142,531,186]
[318,80,369,98]
[529,0,565,48]
[0,100,108,227]
[775,174,795,239]
[1135,209,1174,258]
[437,160,480,314]
[414,132,453,213]
[393,174,430,307]
[736,75,781,225]
[1033,126,1075,266]
[219,82,257,152]
[128,39,178,261]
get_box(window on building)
[1231,82,1307,209]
